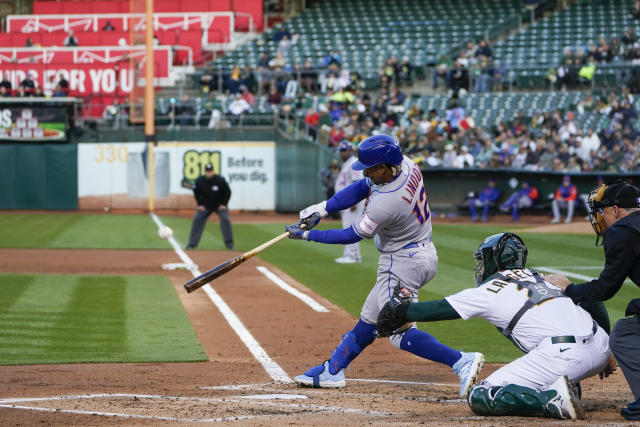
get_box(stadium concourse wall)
[0,129,333,211]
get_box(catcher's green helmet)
[473,232,528,286]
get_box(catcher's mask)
[473,232,528,286]
[588,181,640,246]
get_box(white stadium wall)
[77,141,275,210]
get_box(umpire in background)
[547,181,640,420]
[186,163,234,250]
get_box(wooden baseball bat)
[184,231,291,293]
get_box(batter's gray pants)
[610,315,640,399]
[187,207,234,249]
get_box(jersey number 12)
[412,186,431,224]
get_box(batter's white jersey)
[353,156,432,253]
[446,268,610,388]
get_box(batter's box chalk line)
[0,392,396,422]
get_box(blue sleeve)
[489,188,500,202]
[307,226,363,245]
[325,179,371,213]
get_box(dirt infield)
[0,248,633,425]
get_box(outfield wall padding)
[0,144,78,210]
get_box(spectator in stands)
[300,59,318,92]
[102,21,115,31]
[272,25,292,43]
[176,94,195,128]
[321,50,341,68]
[499,181,539,222]
[64,30,78,47]
[610,37,622,59]
[454,145,474,168]
[432,54,452,90]
[277,35,292,55]
[24,37,33,48]
[475,40,492,58]
[0,77,11,91]
[398,57,413,87]
[450,61,469,94]
[227,94,251,124]
[239,85,255,107]
[267,86,282,105]
[14,86,28,97]
[20,72,36,91]
[631,0,640,19]
[465,41,478,60]
[442,144,456,167]
[0,86,8,97]
[623,28,638,46]
[595,38,612,63]
[551,175,578,224]
[468,178,501,222]
[53,73,69,96]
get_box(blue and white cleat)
[294,361,346,388]
[452,352,485,398]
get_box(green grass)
[0,273,206,365]
[0,213,629,363]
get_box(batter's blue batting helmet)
[352,134,403,170]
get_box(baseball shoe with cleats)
[545,376,585,420]
[294,360,346,388]
[453,352,485,398]
[334,255,361,264]
[621,397,640,420]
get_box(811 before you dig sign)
[77,142,276,210]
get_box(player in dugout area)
[285,134,485,399]
[546,180,640,421]
[376,232,616,420]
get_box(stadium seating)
[493,0,637,86]
[212,0,526,75]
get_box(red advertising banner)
[0,46,172,95]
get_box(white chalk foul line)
[0,404,268,423]
[150,213,292,384]
[537,266,635,285]
[349,378,456,387]
[256,266,329,313]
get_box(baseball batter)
[286,134,484,398]
[377,232,615,420]
[334,141,364,263]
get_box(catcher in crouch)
[377,232,616,420]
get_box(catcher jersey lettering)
[353,156,432,252]
[446,268,595,352]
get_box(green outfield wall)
[0,144,78,210]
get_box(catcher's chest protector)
[497,271,567,337]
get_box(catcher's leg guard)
[327,320,375,375]
[468,381,571,419]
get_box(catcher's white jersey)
[353,156,432,253]
[446,268,595,352]
[446,268,610,388]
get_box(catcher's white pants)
[341,201,364,259]
[484,325,610,388]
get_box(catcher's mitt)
[376,285,414,337]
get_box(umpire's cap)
[352,134,403,170]
[598,181,640,209]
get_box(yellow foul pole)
[145,0,155,211]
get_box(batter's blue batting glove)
[300,212,322,230]
[285,223,309,240]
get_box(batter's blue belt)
[401,238,431,250]
[550,320,598,345]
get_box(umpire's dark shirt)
[193,174,231,210]
[565,211,640,316]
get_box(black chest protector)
[495,270,567,337]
